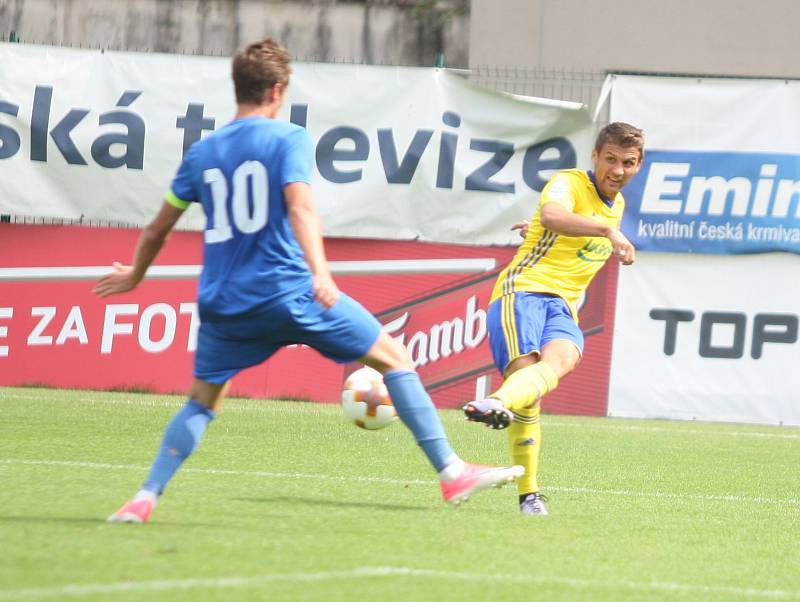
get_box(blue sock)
[142,399,216,495]
[383,370,456,472]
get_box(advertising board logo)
[650,308,798,359]
[623,150,800,255]
[576,239,613,262]
[382,295,487,368]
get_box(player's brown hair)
[232,38,291,104]
[594,122,644,157]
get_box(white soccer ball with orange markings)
[341,366,398,430]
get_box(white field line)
[0,459,432,486]
[0,566,798,600]
[546,420,800,440]
[2,459,799,507]
[0,392,285,411]
[4,390,800,439]
[1,392,185,409]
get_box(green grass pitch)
[1,386,799,602]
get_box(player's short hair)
[232,38,291,104]
[594,122,644,157]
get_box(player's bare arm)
[511,221,530,238]
[540,202,636,265]
[92,201,185,297]
[284,181,340,308]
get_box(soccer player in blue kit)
[94,38,522,523]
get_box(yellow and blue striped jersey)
[490,169,625,322]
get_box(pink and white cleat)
[441,463,524,505]
[106,498,154,524]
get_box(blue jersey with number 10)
[167,116,314,321]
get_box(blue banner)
[622,150,800,254]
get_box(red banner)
[370,260,616,414]
[0,224,617,415]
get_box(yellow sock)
[508,404,541,495]
[491,362,558,411]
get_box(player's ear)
[634,148,644,172]
[270,83,285,104]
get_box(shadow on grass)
[0,515,102,526]
[235,495,429,512]
[0,514,225,529]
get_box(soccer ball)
[341,366,398,430]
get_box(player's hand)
[313,272,340,309]
[511,221,530,239]
[92,262,140,297]
[606,229,636,265]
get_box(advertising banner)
[609,75,800,425]
[611,75,800,255]
[0,224,511,402]
[344,260,616,414]
[0,224,617,415]
[607,252,800,425]
[0,43,593,246]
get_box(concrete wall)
[0,0,469,66]
[470,0,800,78]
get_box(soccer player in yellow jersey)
[464,122,644,515]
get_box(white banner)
[610,75,800,255]
[0,43,593,245]
[610,75,800,425]
[607,253,800,425]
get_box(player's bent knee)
[504,353,539,379]
[361,332,414,374]
[540,340,581,379]
[189,379,229,411]
[560,359,579,378]
[548,353,580,379]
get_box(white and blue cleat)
[463,398,514,430]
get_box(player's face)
[591,143,642,199]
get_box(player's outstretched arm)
[605,227,636,265]
[540,202,635,265]
[284,182,339,308]
[93,201,185,297]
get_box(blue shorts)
[194,290,382,384]
[487,292,584,375]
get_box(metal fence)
[1,30,609,109]
[468,65,607,112]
